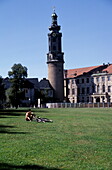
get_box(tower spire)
[51,10,58,26]
[49,9,60,32]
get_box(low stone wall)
[46,102,112,108]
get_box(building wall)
[64,73,112,103]
[92,73,112,103]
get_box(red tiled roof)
[65,64,112,78]
[103,64,112,74]
[65,65,101,78]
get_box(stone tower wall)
[48,62,64,102]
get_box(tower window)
[53,37,56,42]
[53,45,56,51]
[58,41,61,51]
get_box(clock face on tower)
[52,33,56,37]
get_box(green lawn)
[0,108,112,170]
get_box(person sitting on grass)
[25,109,35,121]
[25,109,53,123]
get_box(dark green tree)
[0,76,5,108]
[7,63,27,108]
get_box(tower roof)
[51,11,57,18]
[49,11,60,31]
[51,11,58,25]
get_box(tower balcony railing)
[47,54,64,63]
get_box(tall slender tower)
[47,11,64,102]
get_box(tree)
[7,63,27,108]
[0,76,5,108]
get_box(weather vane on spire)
[53,6,56,13]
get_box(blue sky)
[0,0,112,80]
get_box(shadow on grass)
[0,125,28,134]
[0,130,29,134]
[0,110,24,117]
[0,108,48,117]
[0,163,60,170]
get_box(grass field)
[0,108,112,170]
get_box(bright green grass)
[0,108,112,170]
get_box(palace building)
[64,63,112,103]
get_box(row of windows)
[77,78,90,84]
[78,87,90,95]
[68,85,111,95]
[68,75,111,85]
[96,85,111,93]
[68,78,89,85]
[96,76,111,82]
[68,87,90,95]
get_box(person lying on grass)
[25,109,53,123]
[36,116,53,123]
[25,109,35,121]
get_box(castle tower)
[47,11,64,102]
